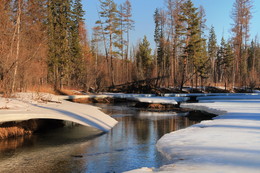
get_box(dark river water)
[0,103,198,173]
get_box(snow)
[0,93,117,132]
[127,94,260,173]
[197,95,260,101]
[166,93,260,97]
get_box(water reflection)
[0,103,198,173]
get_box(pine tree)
[96,0,121,86]
[165,0,184,86]
[231,0,253,86]
[119,0,134,82]
[120,0,134,59]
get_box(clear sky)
[82,0,260,49]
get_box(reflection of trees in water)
[121,116,151,142]
[120,112,198,144]
[0,105,203,173]
[155,116,197,138]
[134,117,150,142]
[0,135,34,152]
[0,126,101,173]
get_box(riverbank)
[127,95,260,173]
[0,93,117,139]
[0,102,200,173]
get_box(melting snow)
[127,94,260,173]
[0,92,117,132]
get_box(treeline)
[0,0,260,95]
[148,0,260,91]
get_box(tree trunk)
[180,57,187,92]
[12,0,22,93]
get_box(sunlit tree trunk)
[12,0,22,93]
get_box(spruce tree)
[70,0,85,87]
[47,0,73,89]
[136,36,153,79]
[223,42,234,71]
[179,0,205,90]
[216,37,226,82]
[208,26,218,83]
[154,8,169,83]
[223,41,234,88]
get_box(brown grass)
[147,103,166,109]
[59,89,82,95]
[26,85,85,95]
[72,98,92,103]
[27,85,56,94]
[0,106,9,110]
[0,120,38,140]
[72,97,114,104]
[0,127,32,140]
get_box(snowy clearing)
[126,95,260,173]
[0,93,117,132]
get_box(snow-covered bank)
[0,93,118,132]
[127,95,260,173]
[157,99,260,172]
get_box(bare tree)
[231,0,253,86]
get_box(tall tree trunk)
[180,57,187,91]
[109,33,115,86]
[12,0,22,93]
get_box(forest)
[0,0,259,95]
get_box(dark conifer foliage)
[47,0,86,90]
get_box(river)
[0,103,199,173]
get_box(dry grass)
[72,97,113,103]
[0,120,38,140]
[26,85,85,95]
[27,85,56,94]
[58,88,84,95]
[0,106,9,110]
[0,127,32,140]
[72,98,92,103]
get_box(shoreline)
[127,97,260,173]
[0,119,65,140]
[0,92,118,140]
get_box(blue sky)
[82,0,260,49]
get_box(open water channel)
[0,103,199,173]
